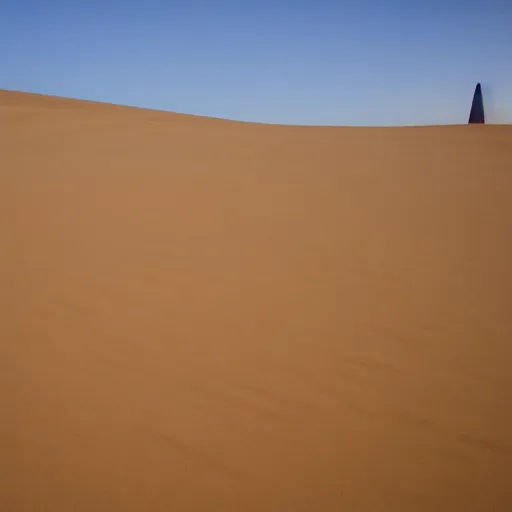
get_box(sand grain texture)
[1,90,511,511]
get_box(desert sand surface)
[1,89,511,511]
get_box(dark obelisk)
[468,83,485,124]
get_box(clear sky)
[1,0,511,126]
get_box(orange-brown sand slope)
[1,90,511,511]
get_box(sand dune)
[1,90,511,511]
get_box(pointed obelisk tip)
[468,83,485,124]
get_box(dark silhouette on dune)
[469,83,485,124]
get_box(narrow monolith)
[468,83,485,124]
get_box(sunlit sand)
[1,90,511,511]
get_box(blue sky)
[1,0,511,125]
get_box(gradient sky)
[1,0,511,125]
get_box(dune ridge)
[1,90,511,511]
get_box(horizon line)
[2,88,508,129]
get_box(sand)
[1,90,511,511]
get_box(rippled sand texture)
[1,90,511,511]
